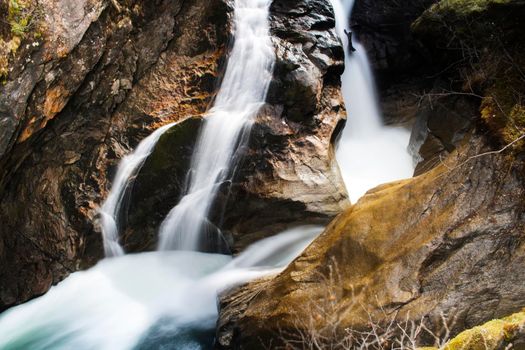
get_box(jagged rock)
[0,0,230,310]
[216,135,525,349]
[409,93,478,175]
[118,0,350,253]
[218,0,349,251]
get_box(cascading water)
[158,0,275,252]
[0,2,418,349]
[0,226,323,350]
[330,0,414,202]
[98,122,176,257]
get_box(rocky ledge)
[216,133,525,349]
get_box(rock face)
[216,135,525,349]
[216,1,525,347]
[350,0,484,175]
[120,0,350,253]
[0,0,230,310]
[220,0,349,250]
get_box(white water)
[330,0,414,203]
[0,226,322,350]
[158,0,275,251]
[99,123,176,257]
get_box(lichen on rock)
[421,309,525,350]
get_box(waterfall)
[0,2,419,349]
[99,122,176,257]
[0,226,322,350]
[330,0,414,202]
[157,0,275,251]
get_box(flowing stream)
[330,0,414,202]
[99,123,176,257]
[157,0,275,251]
[0,226,322,350]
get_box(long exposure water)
[157,0,275,251]
[0,1,417,349]
[330,0,414,203]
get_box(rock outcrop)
[0,0,230,310]
[120,0,350,253]
[216,135,525,349]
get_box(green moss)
[6,0,43,40]
[8,0,31,37]
[146,117,203,174]
[442,310,525,350]
[430,0,513,16]
[0,0,44,83]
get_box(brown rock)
[216,135,525,348]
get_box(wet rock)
[216,136,525,349]
[122,117,203,252]
[220,0,349,250]
[118,0,349,253]
[0,0,230,309]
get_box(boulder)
[216,135,525,349]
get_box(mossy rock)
[412,0,525,151]
[425,0,516,16]
[442,310,525,350]
[121,117,203,252]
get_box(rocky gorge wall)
[0,0,230,310]
[0,1,523,349]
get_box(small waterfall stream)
[330,0,414,202]
[158,0,275,251]
[99,123,176,257]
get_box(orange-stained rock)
[0,0,230,310]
